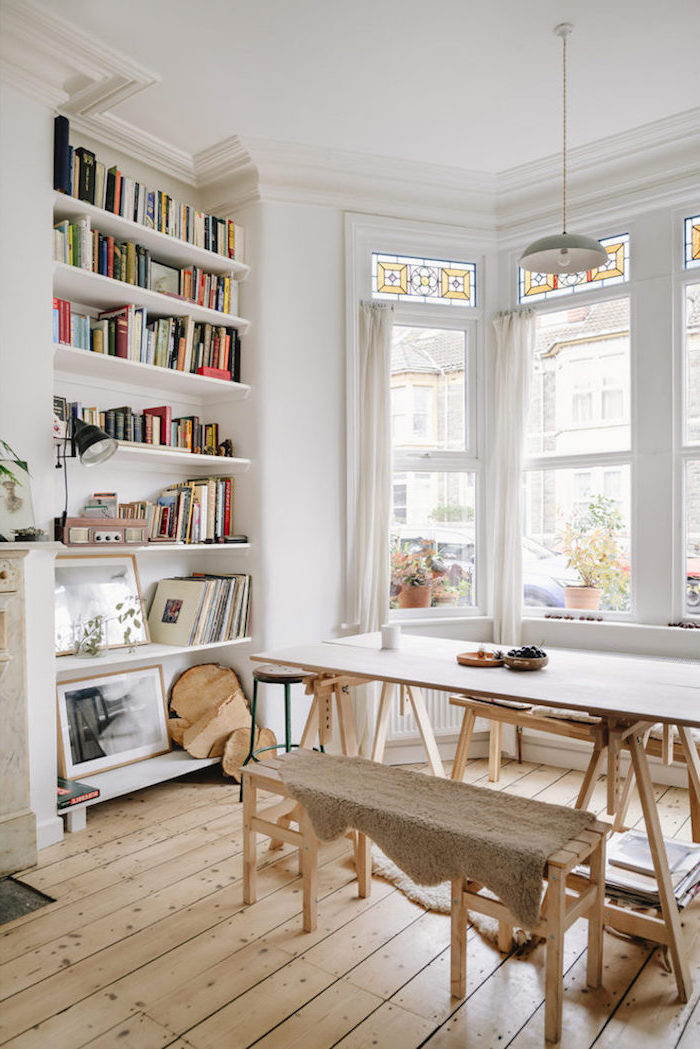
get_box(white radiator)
[386,686,465,741]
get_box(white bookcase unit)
[52,186,254,821]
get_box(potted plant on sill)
[431,579,460,607]
[391,542,437,609]
[559,496,628,611]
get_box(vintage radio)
[59,517,148,546]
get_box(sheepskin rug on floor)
[371,845,538,952]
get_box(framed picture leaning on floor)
[56,665,169,778]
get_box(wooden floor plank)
[3,759,700,1049]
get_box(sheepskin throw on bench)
[277,750,595,928]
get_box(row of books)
[53,217,238,315]
[148,574,251,645]
[68,401,227,455]
[53,299,242,382]
[54,116,244,260]
[120,477,236,545]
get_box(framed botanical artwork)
[56,665,170,777]
[0,460,35,541]
[55,554,149,657]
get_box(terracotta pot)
[397,584,432,609]
[564,586,602,610]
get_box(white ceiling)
[35,0,700,173]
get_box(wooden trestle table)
[251,632,700,1001]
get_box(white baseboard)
[384,730,688,789]
[36,814,64,850]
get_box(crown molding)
[1,0,698,227]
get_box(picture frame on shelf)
[0,458,35,541]
[57,665,170,778]
[150,260,180,297]
[55,553,149,657]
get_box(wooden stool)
[241,761,371,930]
[239,665,310,800]
[450,820,608,1044]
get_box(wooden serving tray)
[456,651,504,668]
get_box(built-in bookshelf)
[52,168,255,818]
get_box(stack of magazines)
[603,830,700,910]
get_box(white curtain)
[351,302,393,753]
[490,308,535,647]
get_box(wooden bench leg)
[242,773,257,905]
[488,720,502,782]
[298,808,318,932]
[544,865,566,1044]
[450,877,468,999]
[451,708,476,782]
[586,837,605,989]
[356,831,372,898]
[678,725,700,844]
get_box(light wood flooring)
[2,755,700,1049]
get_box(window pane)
[523,465,631,611]
[527,299,630,456]
[687,460,700,616]
[372,253,476,306]
[686,283,700,444]
[391,327,466,450]
[391,472,476,609]
[685,216,700,270]
[519,234,629,303]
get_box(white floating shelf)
[53,191,249,279]
[110,443,251,474]
[54,344,250,403]
[56,636,251,674]
[56,542,250,555]
[77,751,223,809]
[53,262,250,331]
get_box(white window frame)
[521,284,634,621]
[675,210,700,620]
[345,214,490,626]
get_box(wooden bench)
[241,755,608,1044]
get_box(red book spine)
[60,299,71,344]
[107,236,114,279]
[195,366,231,380]
[114,316,129,358]
[144,406,173,446]
[224,479,232,536]
[114,171,122,215]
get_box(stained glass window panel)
[372,253,477,307]
[518,234,630,303]
[685,216,700,269]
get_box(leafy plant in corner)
[559,495,629,608]
[0,439,29,485]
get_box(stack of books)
[57,777,100,809]
[603,830,700,910]
[54,115,244,260]
[53,218,237,315]
[148,573,251,645]
[51,300,241,382]
[64,400,230,455]
[119,476,236,544]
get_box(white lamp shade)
[519,232,608,275]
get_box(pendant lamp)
[519,23,607,276]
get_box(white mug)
[381,623,401,649]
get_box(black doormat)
[0,877,54,925]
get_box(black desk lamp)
[55,418,118,536]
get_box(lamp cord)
[562,29,567,234]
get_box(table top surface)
[251,632,700,727]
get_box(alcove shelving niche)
[52,186,254,826]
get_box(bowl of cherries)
[503,645,548,671]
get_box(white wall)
[0,83,63,847]
[251,200,346,742]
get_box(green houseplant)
[559,495,629,610]
[391,540,437,609]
